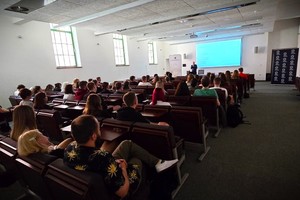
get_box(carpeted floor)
[175,82,300,200]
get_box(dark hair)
[214,77,221,85]
[79,81,87,88]
[34,92,47,109]
[201,76,210,87]
[54,83,62,92]
[17,84,25,90]
[238,67,244,72]
[115,82,122,90]
[175,81,190,96]
[123,81,130,90]
[129,76,135,81]
[64,84,74,94]
[123,92,136,107]
[71,115,99,144]
[102,82,109,90]
[19,88,32,100]
[191,78,198,88]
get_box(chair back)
[44,158,112,200]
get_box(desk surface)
[61,125,125,142]
[140,111,166,118]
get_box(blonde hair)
[17,130,48,156]
[10,105,37,141]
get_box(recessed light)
[10,6,29,12]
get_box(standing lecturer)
[191,61,197,75]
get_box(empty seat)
[167,95,191,106]
[36,110,67,143]
[170,106,210,161]
[190,96,221,137]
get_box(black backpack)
[226,104,245,128]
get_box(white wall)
[266,18,300,73]
[0,15,166,108]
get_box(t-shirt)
[193,88,218,98]
[117,107,150,123]
[64,142,140,193]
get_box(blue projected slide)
[196,39,242,68]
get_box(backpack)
[226,104,245,128]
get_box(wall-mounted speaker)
[254,46,259,54]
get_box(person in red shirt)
[151,81,166,105]
[238,67,248,80]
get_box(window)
[113,34,129,66]
[50,24,81,68]
[148,42,157,64]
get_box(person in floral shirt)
[64,115,178,198]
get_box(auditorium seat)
[36,110,68,143]
[143,104,171,123]
[170,106,210,161]
[0,137,19,182]
[166,95,191,106]
[130,122,188,199]
[44,158,113,200]
[15,153,58,200]
[190,96,221,137]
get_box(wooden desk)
[61,125,125,142]
[54,104,69,110]
[140,111,166,118]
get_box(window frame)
[148,41,158,65]
[50,24,82,69]
[113,33,129,66]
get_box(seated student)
[101,82,113,94]
[0,105,11,133]
[44,84,54,94]
[17,129,72,158]
[83,94,120,119]
[114,82,125,94]
[34,92,51,110]
[31,86,42,97]
[63,84,75,101]
[53,83,62,92]
[151,81,170,106]
[117,92,168,126]
[210,77,234,106]
[193,76,220,106]
[14,84,25,96]
[64,115,178,198]
[238,67,248,80]
[72,78,80,91]
[129,75,138,86]
[174,81,190,96]
[138,76,152,86]
[123,81,131,92]
[19,88,33,108]
[75,81,88,101]
[10,105,37,141]
[83,81,97,101]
